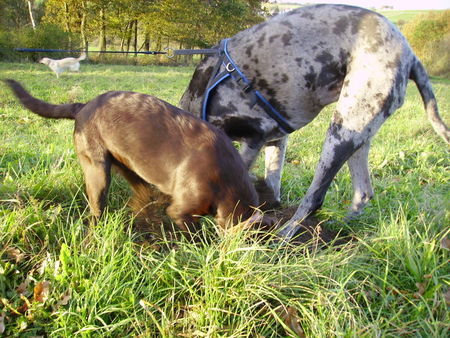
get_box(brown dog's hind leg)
[112,162,154,214]
[77,153,112,220]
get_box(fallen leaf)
[315,225,322,236]
[18,295,31,314]
[440,235,450,250]
[5,247,26,263]
[413,282,427,299]
[291,160,300,165]
[16,276,32,295]
[0,312,5,334]
[17,117,31,124]
[177,330,207,337]
[276,306,305,337]
[38,252,52,276]
[34,281,51,303]
[57,289,71,306]
[444,289,450,306]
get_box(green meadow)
[0,62,449,336]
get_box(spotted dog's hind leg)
[347,141,374,218]
[264,136,288,204]
[278,58,408,241]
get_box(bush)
[402,10,450,77]
[0,24,80,62]
[0,30,19,60]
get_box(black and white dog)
[180,4,450,241]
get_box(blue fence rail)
[14,48,167,55]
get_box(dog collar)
[201,39,295,134]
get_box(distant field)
[379,10,435,23]
[265,3,438,25]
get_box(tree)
[40,0,267,59]
[0,0,45,30]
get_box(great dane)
[179,4,450,241]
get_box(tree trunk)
[120,21,130,52]
[133,20,138,57]
[27,0,36,31]
[64,1,72,48]
[98,8,107,57]
[126,20,133,55]
[80,9,87,52]
[155,36,162,52]
[143,30,150,52]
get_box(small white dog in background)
[39,53,86,78]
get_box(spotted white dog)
[179,4,450,241]
[39,53,86,78]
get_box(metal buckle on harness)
[225,62,235,72]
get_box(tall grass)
[0,62,449,336]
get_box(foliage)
[0,62,449,336]
[0,31,17,61]
[41,0,266,51]
[0,0,267,64]
[0,24,78,62]
[402,10,450,77]
[0,0,46,31]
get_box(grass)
[0,62,449,336]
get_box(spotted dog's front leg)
[278,122,364,241]
[264,136,288,203]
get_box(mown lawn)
[0,62,449,336]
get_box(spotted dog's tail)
[4,79,85,120]
[410,59,450,144]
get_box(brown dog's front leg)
[166,203,203,241]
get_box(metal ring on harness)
[225,63,235,72]
[164,47,174,58]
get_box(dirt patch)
[262,205,351,248]
[254,177,350,247]
[130,178,351,247]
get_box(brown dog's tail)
[4,79,85,120]
[410,59,450,144]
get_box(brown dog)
[5,79,261,234]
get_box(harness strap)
[201,39,295,134]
